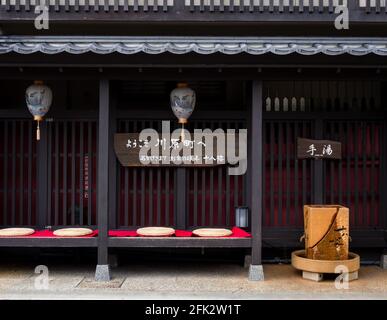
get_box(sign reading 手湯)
[297,138,342,160]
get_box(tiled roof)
[1,37,387,56]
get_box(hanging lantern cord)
[36,120,41,141]
[181,123,185,142]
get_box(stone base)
[95,264,111,282]
[302,271,323,282]
[248,265,264,281]
[381,254,387,269]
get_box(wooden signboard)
[297,138,342,160]
[114,133,244,167]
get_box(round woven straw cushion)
[136,227,175,237]
[0,228,35,237]
[192,228,233,237]
[53,228,93,237]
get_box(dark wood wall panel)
[263,120,313,227]
[47,120,98,226]
[0,119,37,226]
[324,120,383,228]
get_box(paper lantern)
[26,81,52,140]
[170,83,196,141]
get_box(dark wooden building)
[0,0,387,280]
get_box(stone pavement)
[0,262,386,300]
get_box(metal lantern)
[170,82,196,140]
[235,206,249,228]
[25,81,52,141]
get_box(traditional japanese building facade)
[0,0,387,280]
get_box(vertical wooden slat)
[328,0,333,13]
[226,122,231,226]
[71,121,76,225]
[28,121,33,226]
[200,0,204,12]
[165,168,169,226]
[279,0,284,12]
[249,0,254,12]
[176,168,186,229]
[46,122,52,226]
[132,121,138,227]
[193,168,198,226]
[3,121,8,225]
[220,0,224,12]
[25,0,31,12]
[218,166,222,225]
[318,0,323,13]
[270,122,275,226]
[190,0,195,12]
[55,123,59,225]
[269,0,274,12]
[75,0,80,11]
[19,122,24,224]
[289,0,294,12]
[157,168,161,225]
[338,122,343,204]
[209,168,214,225]
[134,0,139,11]
[124,122,129,226]
[370,123,376,226]
[63,122,68,225]
[141,167,145,226]
[278,122,283,225]
[79,122,84,225]
[302,123,307,207]
[362,123,367,226]
[148,169,153,225]
[294,122,299,226]
[354,122,360,225]
[329,122,335,203]
[201,169,206,225]
[259,0,264,12]
[285,122,290,225]
[11,122,16,225]
[346,122,351,219]
[37,120,48,229]
[87,121,92,225]
[229,0,234,12]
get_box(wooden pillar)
[249,80,264,281]
[36,121,48,229]
[95,79,111,281]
